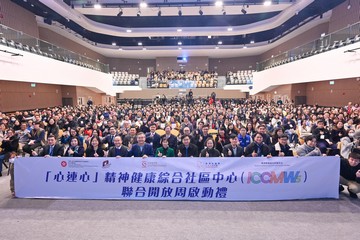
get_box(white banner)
[14,156,340,201]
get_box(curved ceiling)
[11,0,346,58]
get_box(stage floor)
[1,173,360,240]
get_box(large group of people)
[0,98,359,198]
[147,70,218,88]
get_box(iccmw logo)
[245,171,303,184]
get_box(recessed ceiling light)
[139,2,147,8]
[138,42,142,46]
[142,47,147,50]
[177,29,182,32]
[227,27,233,31]
[250,40,255,44]
[126,29,132,33]
[118,48,123,51]
[243,45,247,49]
[178,41,182,45]
[215,46,219,49]
[218,41,222,45]
[208,35,212,39]
[94,3,101,9]
[112,42,116,46]
[215,1,223,7]
[264,1,272,6]
[178,47,182,50]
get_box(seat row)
[264,35,360,70]
[0,36,102,71]
[226,70,254,85]
[112,71,139,86]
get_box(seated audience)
[155,137,175,157]
[64,136,85,157]
[340,149,360,199]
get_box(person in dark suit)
[23,121,45,154]
[200,137,221,157]
[245,132,272,157]
[223,134,244,157]
[102,126,118,149]
[108,136,128,157]
[64,136,84,157]
[33,134,64,157]
[127,132,154,158]
[164,125,178,151]
[85,136,104,157]
[271,134,294,157]
[145,123,161,151]
[177,135,198,157]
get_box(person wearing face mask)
[340,130,360,159]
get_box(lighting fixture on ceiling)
[199,7,203,16]
[177,29,182,32]
[126,29,132,33]
[137,9,141,17]
[117,8,123,17]
[264,0,272,6]
[139,1,148,8]
[178,7,182,16]
[112,42,116,46]
[222,8,226,15]
[218,41,222,45]
[94,3,101,9]
[215,1,223,7]
[138,42,142,46]
[178,41,182,45]
[158,8,162,16]
[250,40,255,44]
[241,8,247,14]
[227,27,233,31]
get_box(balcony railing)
[257,21,360,71]
[0,24,109,73]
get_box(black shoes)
[348,187,359,199]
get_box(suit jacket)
[108,145,128,157]
[244,142,272,157]
[222,144,244,157]
[102,134,118,148]
[128,143,154,157]
[164,134,178,151]
[64,145,85,157]
[145,132,161,150]
[177,143,198,157]
[271,142,293,157]
[85,147,104,157]
[39,144,64,157]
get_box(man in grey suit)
[223,134,244,157]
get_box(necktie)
[49,146,54,156]
[185,147,188,157]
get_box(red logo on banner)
[61,161,67,167]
